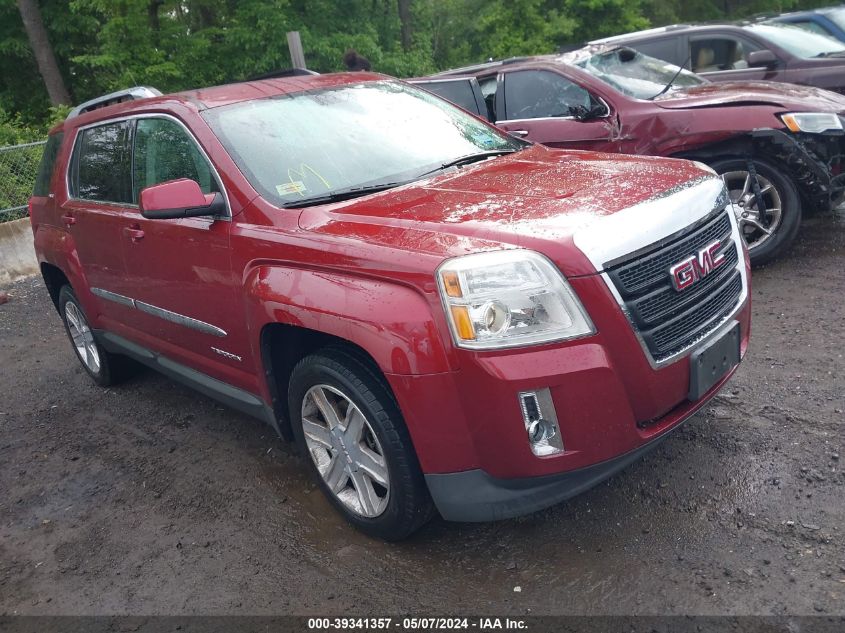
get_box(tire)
[58,285,133,387]
[709,157,801,266]
[288,347,433,540]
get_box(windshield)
[745,23,845,58]
[202,81,523,207]
[572,49,706,100]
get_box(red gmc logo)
[669,240,726,291]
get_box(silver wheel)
[721,170,783,251]
[64,301,101,374]
[301,384,390,518]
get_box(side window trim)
[66,113,231,219]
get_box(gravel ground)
[0,214,843,617]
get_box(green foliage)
[1,0,841,132]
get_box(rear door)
[495,69,617,152]
[61,120,135,320]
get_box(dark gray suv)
[590,23,845,94]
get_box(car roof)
[56,72,388,133]
[590,22,760,45]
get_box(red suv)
[30,74,751,539]
[411,45,845,264]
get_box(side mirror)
[747,49,778,68]
[139,178,225,220]
[568,100,608,121]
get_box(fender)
[243,264,456,376]
[33,224,100,323]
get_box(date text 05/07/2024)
[307,617,528,630]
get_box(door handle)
[61,213,76,226]
[123,226,145,242]
[509,130,529,137]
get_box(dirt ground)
[0,213,843,617]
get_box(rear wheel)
[59,285,132,386]
[288,347,433,540]
[710,157,801,266]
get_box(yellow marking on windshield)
[287,164,331,196]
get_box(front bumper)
[423,358,733,522]
[752,128,845,211]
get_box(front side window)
[202,81,523,207]
[74,122,131,203]
[690,37,759,72]
[503,70,592,120]
[132,118,219,202]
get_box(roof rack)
[246,67,320,81]
[66,86,162,119]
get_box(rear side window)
[73,121,132,204]
[634,39,682,65]
[33,132,64,196]
[419,80,483,117]
[132,118,219,202]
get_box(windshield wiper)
[281,182,407,208]
[816,50,845,58]
[648,55,692,100]
[417,149,520,178]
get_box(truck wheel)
[288,347,433,540]
[58,285,131,387]
[710,157,801,266]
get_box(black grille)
[610,212,732,296]
[606,210,743,362]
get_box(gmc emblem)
[669,240,726,291]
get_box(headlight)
[436,250,595,350]
[781,112,843,134]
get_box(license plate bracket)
[689,321,740,401]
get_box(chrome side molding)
[91,287,227,337]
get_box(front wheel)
[288,347,433,540]
[709,157,801,266]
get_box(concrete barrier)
[0,218,38,283]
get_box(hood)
[655,81,845,112]
[297,145,718,276]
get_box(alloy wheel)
[301,384,390,518]
[721,170,783,251]
[64,301,101,374]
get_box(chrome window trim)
[91,287,227,337]
[64,112,232,221]
[497,97,611,125]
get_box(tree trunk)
[16,0,70,106]
[148,0,164,36]
[397,0,412,52]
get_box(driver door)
[118,116,249,388]
[494,69,617,152]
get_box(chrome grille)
[606,210,743,363]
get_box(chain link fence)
[0,140,46,223]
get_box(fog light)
[518,389,564,456]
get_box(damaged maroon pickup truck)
[411,45,845,264]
